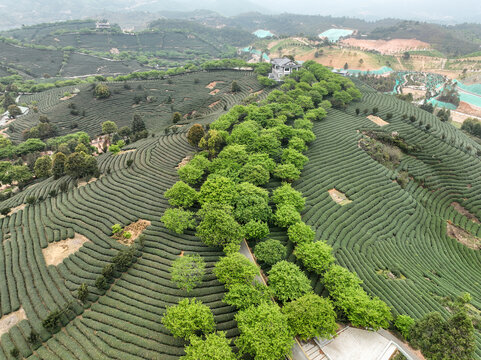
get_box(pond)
[319,29,354,42]
[253,29,275,38]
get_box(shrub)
[161,298,215,339]
[94,83,111,99]
[187,124,205,147]
[254,239,286,265]
[95,276,108,290]
[231,81,241,93]
[294,241,335,274]
[268,261,312,302]
[26,196,36,205]
[77,283,89,303]
[172,112,182,124]
[111,224,122,234]
[1,207,10,216]
[112,248,135,272]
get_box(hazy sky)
[253,0,481,23]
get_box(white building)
[96,22,111,30]
[268,58,301,81]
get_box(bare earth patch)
[60,93,77,101]
[113,220,151,246]
[451,202,480,223]
[328,189,352,205]
[176,155,192,169]
[43,234,90,266]
[78,177,98,188]
[451,101,481,125]
[447,221,481,250]
[402,87,426,100]
[340,38,430,54]
[367,115,389,126]
[209,100,221,108]
[118,149,136,155]
[0,204,26,219]
[0,307,26,335]
[206,81,223,89]
[209,89,220,95]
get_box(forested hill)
[226,13,481,56]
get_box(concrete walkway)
[238,240,310,360]
[377,329,423,360]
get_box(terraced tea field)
[292,83,481,357]
[0,131,237,359]
[9,70,265,141]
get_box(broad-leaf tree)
[268,261,312,302]
[170,254,205,292]
[235,302,294,360]
[181,332,236,360]
[161,298,215,339]
[213,253,258,287]
[282,293,337,340]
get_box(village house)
[96,21,111,30]
[268,58,301,81]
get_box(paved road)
[377,329,423,360]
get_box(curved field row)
[293,91,481,357]
[0,132,235,359]
[10,70,263,142]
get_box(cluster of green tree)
[461,117,481,138]
[393,293,475,360]
[94,239,144,292]
[368,20,480,56]
[436,82,460,106]
[22,116,58,140]
[359,73,397,93]
[0,136,47,160]
[0,59,267,95]
[0,161,32,187]
[435,108,451,122]
[159,61,395,360]
[102,115,148,154]
[0,130,92,161]
[38,146,98,180]
[395,93,414,102]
